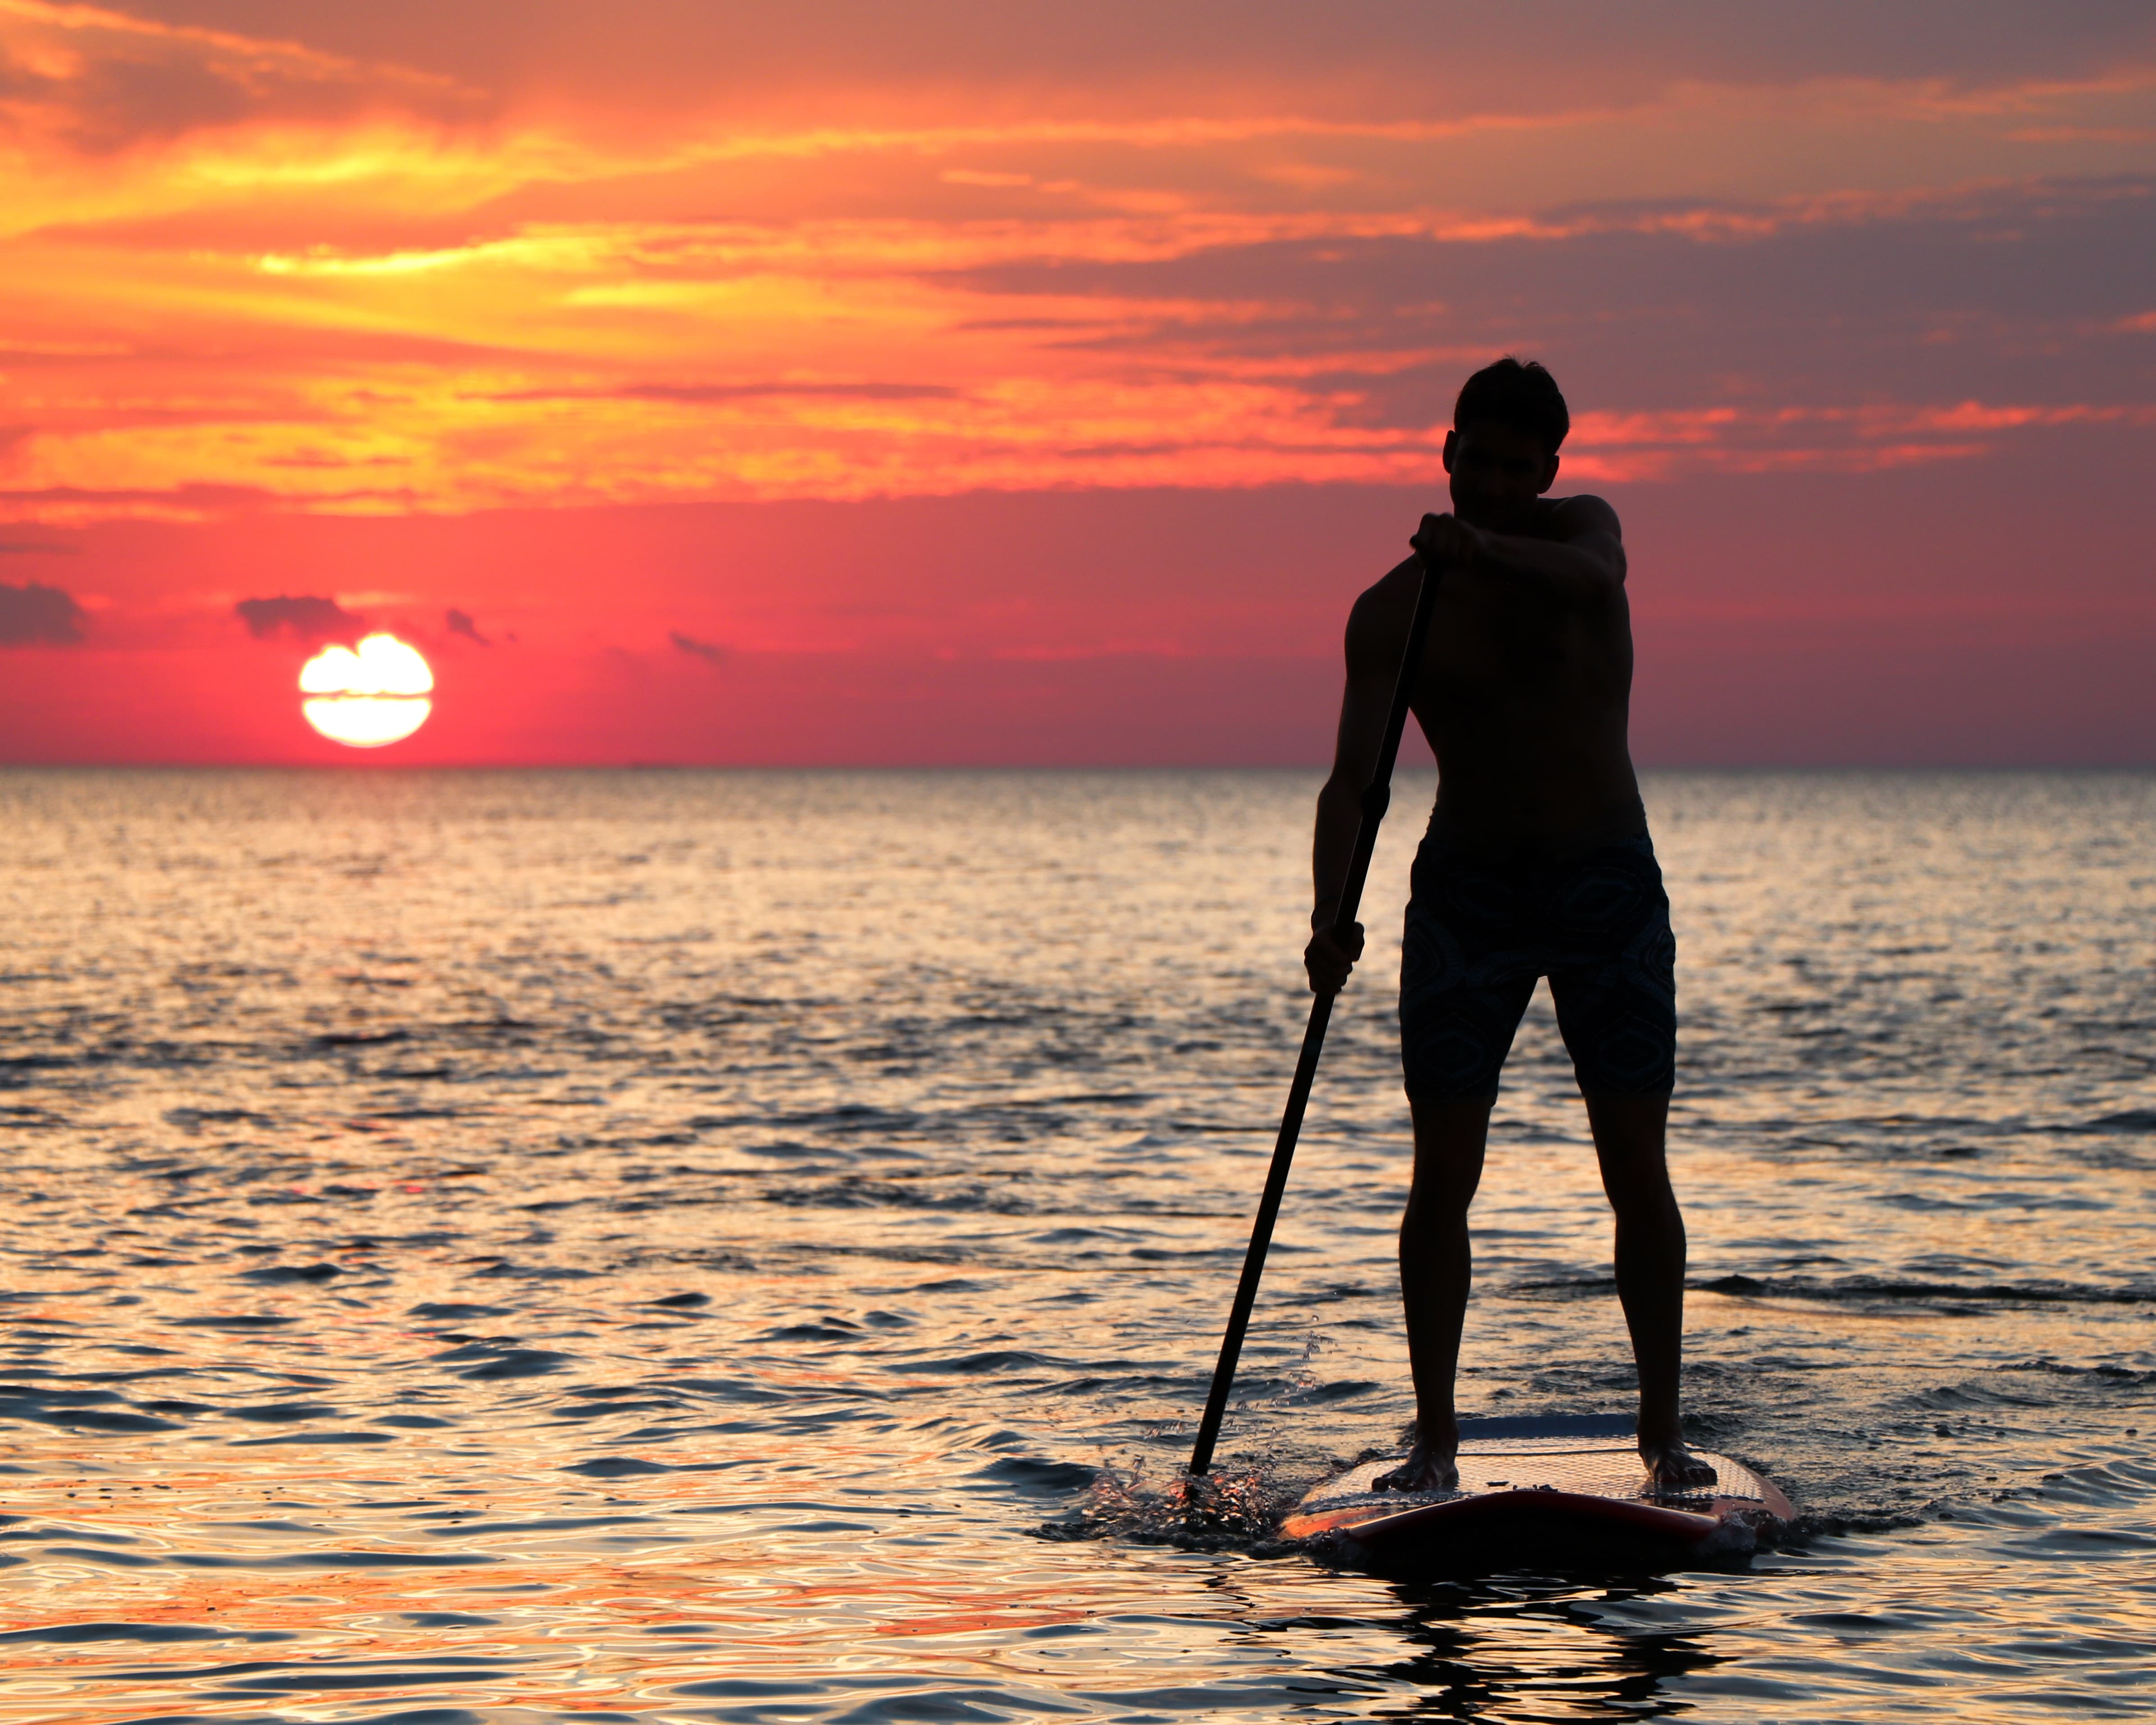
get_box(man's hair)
[1454,356,1569,454]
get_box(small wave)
[0,1621,275,1644]
[226,1402,338,1423]
[759,1320,862,1342]
[763,1177,1034,1213]
[971,1455,1098,1494]
[1701,1274,2156,1305]
[1995,1360,2156,1385]
[169,1314,298,1329]
[164,1106,278,1130]
[237,1263,342,1285]
[0,1387,181,1433]
[429,1344,570,1381]
[666,1377,791,1405]
[887,1350,1055,1375]
[696,1103,918,1134]
[1290,1379,1384,1404]
[1516,1277,1618,1301]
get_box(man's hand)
[1411,511,1486,570]
[1304,917,1365,995]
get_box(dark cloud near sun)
[670,630,727,666]
[235,594,362,641]
[446,606,490,644]
[0,583,87,646]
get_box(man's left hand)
[1412,512,1485,569]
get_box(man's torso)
[1393,496,1641,852]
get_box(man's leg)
[1583,1092,1717,1488]
[1373,1095,1491,1491]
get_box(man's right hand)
[1304,919,1365,995]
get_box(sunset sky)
[1,1,2151,764]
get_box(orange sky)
[3,2,2153,763]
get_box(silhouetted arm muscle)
[1304,560,1416,991]
[1416,495,1625,609]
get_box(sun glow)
[300,633,433,747]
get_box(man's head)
[1444,356,1568,531]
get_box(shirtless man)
[1304,356,1717,1492]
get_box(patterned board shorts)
[1399,829,1677,1100]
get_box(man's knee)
[1407,1093,1492,1214]
[1595,1141,1684,1227]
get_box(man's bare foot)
[1639,1431,1718,1491]
[1372,1434,1458,1493]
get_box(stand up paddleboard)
[1282,1415,1794,1574]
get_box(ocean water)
[0,766,2151,1724]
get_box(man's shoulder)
[1541,493,1622,541]
[1350,554,1423,623]
[1343,554,1423,672]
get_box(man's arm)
[1304,559,1418,994]
[1414,494,1625,608]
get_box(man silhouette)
[1304,357,1717,1491]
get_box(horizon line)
[4,760,2153,775]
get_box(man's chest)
[1423,584,1612,693]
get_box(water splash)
[1045,1456,1302,1551]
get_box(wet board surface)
[1282,1415,1795,1574]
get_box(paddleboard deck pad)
[1282,1416,1793,1574]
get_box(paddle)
[1187,551,1442,1477]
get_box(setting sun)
[300,634,433,748]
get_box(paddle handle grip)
[1188,556,1441,1476]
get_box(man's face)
[1444,423,1559,531]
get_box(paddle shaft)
[1188,555,1442,1476]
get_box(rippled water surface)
[2,767,2152,1722]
